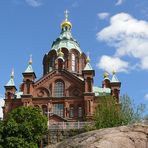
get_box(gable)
[32,69,84,97]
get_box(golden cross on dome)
[64,9,69,21]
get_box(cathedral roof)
[84,62,93,71]
[93,86,111,96]
[24,55,34,73]
[51,10,82,53]
[6,77,15,86]
[111,71,120,82]
[84,55,93,71]
[5,69,15,87]
[25,64,34,73]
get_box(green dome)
[51,10,82,53]
[51,28,82,53]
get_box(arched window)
[26,79,30,94]
[54,81,64,97]
[49,56,55,72]
[71,53,76,72]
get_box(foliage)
[94,96,124,129]
[84,123,96,132]
[94,94,145,129]
[120,94,145,124]
[0,120,3,148]
[0,106,48,148]
[4,137,38,148]
[145,115,148,120]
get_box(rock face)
[52,124,148,148]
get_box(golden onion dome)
[86,52,90,63]
[86,56,90,63]
[29,54,32,65]
[112,69,116,75]
[103,71,109,79]
[61,10,72,29]
[61,20,72,29]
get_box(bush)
[1,106,48,147]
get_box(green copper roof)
[84,63,93,70]
[25,64,34,73]
[93,86,111,96]
[6,69,15,87]
[51,29,82,53]
[24,55,34,73]
[111,74,119,82]
[6,77,15,86]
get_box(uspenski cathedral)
[2,11,121,124]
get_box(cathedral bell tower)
[5,69,17,99]
[21,55,36,106]
[82,56,95,119]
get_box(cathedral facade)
[3,11,121,124]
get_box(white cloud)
[97,55,129,73]
[144,93,148,100]
[115,0,124,6]
[97,13,148,71]
[98,12,110,20]
[25,0,42,7]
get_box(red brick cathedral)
[3,11,121,124]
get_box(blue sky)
[0,0,148,117]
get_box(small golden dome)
[61,10,72,29]
[86,52,90,63]
[61,20,72,29]
[29,55,32,65]
[103,71,109,78]
[112,70,116,75]
[86,57,90,63]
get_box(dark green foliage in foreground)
[94,94,145,129]
[0,106,48,148]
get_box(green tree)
[1,106,48,148]
[0,120,3,148]
[144,115,148,124]
[120,94,145,124]
[94,96,124,129]
[94,94,145,129]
